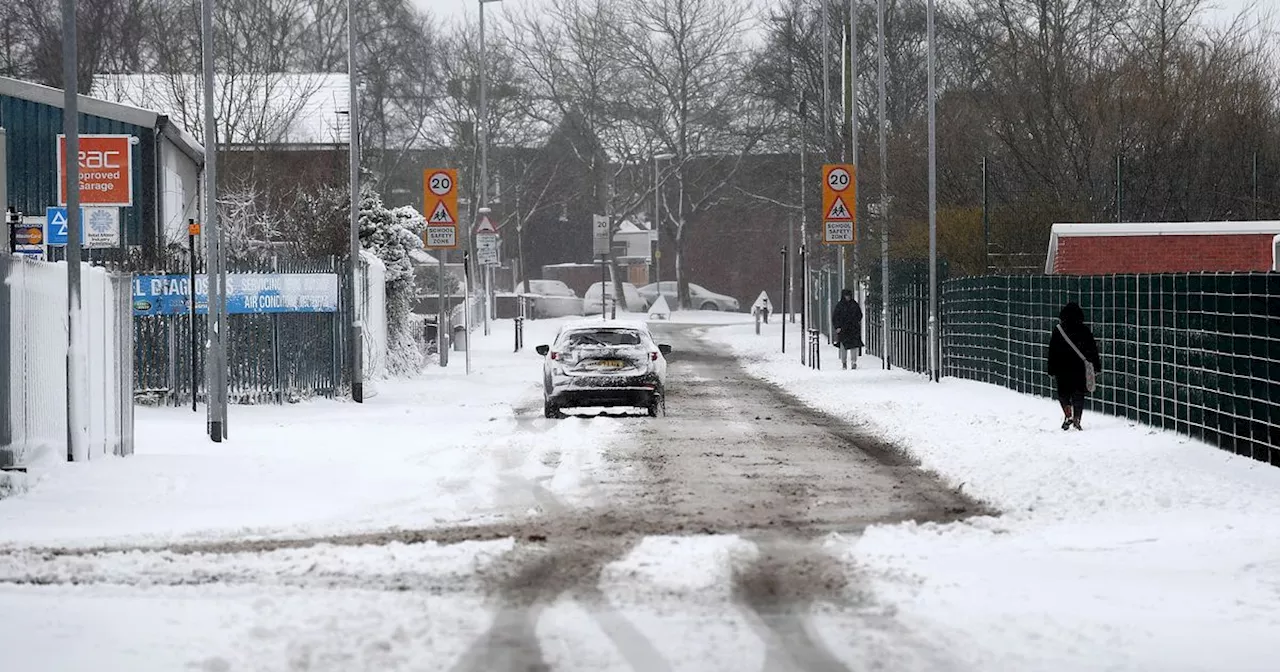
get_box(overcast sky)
[413,0,1269,29]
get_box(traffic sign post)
[821,164,857,245]
[475,211,499,336]
[422,169,459,251]
[423,168,459,366]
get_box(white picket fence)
[1,256,134,467]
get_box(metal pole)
[982,156,990,271]
[876,0,890,370]
[479,0,489,223]
[1116,154,1124,222]
[201,0,224,441]
[63,0,86,462]
[600,254,607,317]
[849,0,860,338]
[788,216,795,323]
[463,250,472,374]
[438,252,449,367]
[781,246,787,353]
[654,157,661,287]
[800,245,807,365]
[799,92,808,326]
[189,222,197,412]
[1253,151,1259,220]
[821,0,832,157]
[927,0,938,382]
[347,0,363,402]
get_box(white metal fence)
[1,256,134,467]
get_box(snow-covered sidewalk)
[0,317,617,550]
[706,317,1280,671]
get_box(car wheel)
[700,301,720,311]
[544,401,562,419]
[646,398,660,417]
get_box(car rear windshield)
[563,330,643,347]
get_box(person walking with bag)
[1047,301,1103,430]
[832,289,864,370]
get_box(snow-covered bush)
[359,188,426,376]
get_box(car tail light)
[650,352,658,361]
[550,352,559,360]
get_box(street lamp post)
[478,0,502,337]
[927,0,938,382]
[347,0,364,402]
[653,153,675,288]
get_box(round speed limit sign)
[826,167,852,192]
[428,171,454,196]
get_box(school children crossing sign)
[422,168,459,249]
[821,164,856,245]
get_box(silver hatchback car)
[535,320,672,418]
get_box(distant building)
[1045,222,1280,274]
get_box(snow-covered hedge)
[358,188,426,376]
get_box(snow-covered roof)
[0,75,205,164]
[92,73,349,146]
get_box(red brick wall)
[1054,234,1277,274]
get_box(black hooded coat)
[1047,302,1103,396]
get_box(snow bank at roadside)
[0,318,617,550]
[707,319,1280,671]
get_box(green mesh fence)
[941,273,1280,466]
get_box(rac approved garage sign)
[57,134,134,207]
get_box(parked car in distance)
[638,281,740,311]
[517,279,584,318]
[535,320,672,418]
[582,281,646,315]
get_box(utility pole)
[876,0,890,370]
[62,0,86,461]
[479,0,502,334]
[347,0,364,402]
[927,0,939,382]
[201,0,226,441]
[847,0,859,315]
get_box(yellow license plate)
[598,360,625,368]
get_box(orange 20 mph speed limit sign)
[422,168,459,250]
[821,163,856,245]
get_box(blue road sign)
[45,207,84,246]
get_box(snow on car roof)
[558,318,651,334]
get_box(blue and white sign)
[47,207,121,248]
[46,207,76,246]
[132,273,340,317]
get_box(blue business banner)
[133,273,340,316]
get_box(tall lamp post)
[653,153,675,287]
[478,0,503,335]
[347,0,364,402]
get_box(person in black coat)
[1047,301,1103,430]
[832,289,864,370]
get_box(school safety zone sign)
[57,134,134,207]
[422,168,459,250]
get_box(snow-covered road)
[2,314,1278,671]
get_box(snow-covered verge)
[0,317,617,550]
[707,319,1280,670]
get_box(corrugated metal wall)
[0,95,156,251]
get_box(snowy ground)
[2,312,1279,671]
[0,316,618,550]
[705,317,1280,671]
